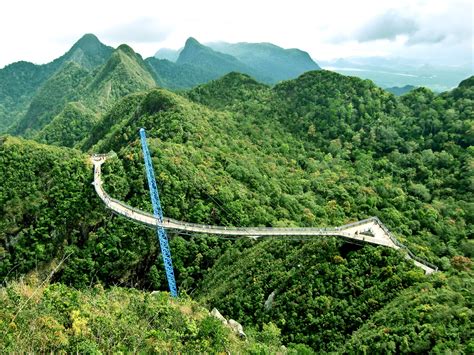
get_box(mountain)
[385,84,416,96]
[56,33,114,70]
[207,41,320,83]
[0,62,51,132]
[154,47,181,62]
[84,44,156,110]
[151,37,321,88]
[0,34,113,133]
[12,44,156,143]
[176,38,262,79]
[145,57,216,90]
[12,62,91,136]
[37,33,113,73]
[147,38,259,90]
[1,34,322,129]
[1,70,472,352]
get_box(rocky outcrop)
[228,319,246,339]
[211,307,227,324]
[264,290,276,310]
[210,307,247,339]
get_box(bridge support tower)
[139,128,178,297]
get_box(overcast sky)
[0,0,472,68]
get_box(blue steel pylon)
[139,128,178,297]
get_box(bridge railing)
[163,216,353,234]
[93,156,437,271]
[338,217,377,230]
[104,193,359,238]
[103,194,358,236]
[106,195,157,223]
[372,217,438,271]
[98,178,381,237]
[94,161,372,235]
[92,152,117,159]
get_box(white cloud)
[0,0,472,68]
[101,17,172,43]
[354,10,419,42]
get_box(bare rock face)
[264,290,276,310]
[210,308,247,339]
[211,307,227,324]
[228,319,246,339]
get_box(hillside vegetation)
[0,34,320,136]
[11,45,156,144]
[0,63,472,352]
[198,237,426,352]
[342,271,473,353]
[0,34,112,132]
[1,278,291,353]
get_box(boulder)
[264,290,276,310]
[211,307,227,324]
[228,319,246,339]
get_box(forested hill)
[0,34,322,135]
[11,44,156,141]
[0,34,112,132]
[153,37,320,87]
[0,69,472,352]
[207,41,321,82]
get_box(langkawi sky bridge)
[91,129,437,296]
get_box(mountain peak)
[176,38,252,78]
[86,43,156,111]
[184,37,202,48]
[59,33,113,70]
[77,33,100,43]
[116,44,138,57]
[206,41,320,83]
[71,33,104,52]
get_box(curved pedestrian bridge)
[91,155,437,274]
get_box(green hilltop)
[85,44,156,109]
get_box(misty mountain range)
[0,34,320,133]
[157,41,472,93]
[0,33,471,133]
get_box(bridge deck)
[91,155,437,274]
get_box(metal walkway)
[91,155,437,274]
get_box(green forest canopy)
[0,70,472,352]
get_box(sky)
[0,0,472,69]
